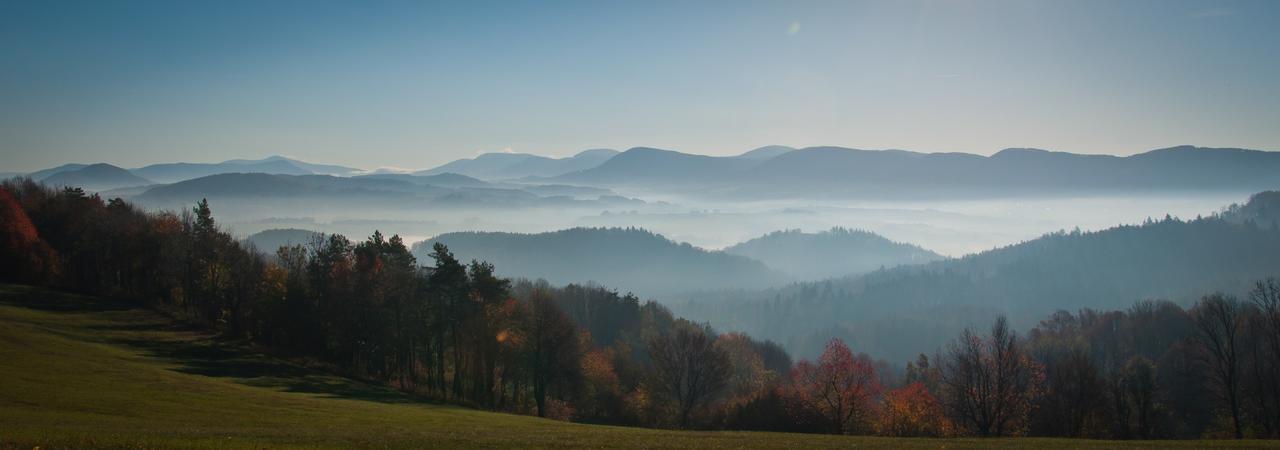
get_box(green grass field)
[0,284,1274,449]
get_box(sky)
[2,0,1279,172]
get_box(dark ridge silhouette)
[724,228,944,280]
[411,227,787,297]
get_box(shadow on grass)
[0,285,137,313]
[1,283,430,406]
[118,330,425,405]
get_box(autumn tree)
[876,382,950,437]
[0,187,58,284]
[787,338,882,434]
[715,332,773,407]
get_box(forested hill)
[1219,190,1280,227]
[411,228,787,297]
[724,228,943,280]
[676,213,1280,362]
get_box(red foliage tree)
[787,338,882,434]
[0,187,58,284]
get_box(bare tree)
[1190,293,1244,439]
[648,322,731,428]
[939,316,1042,437]
[1250,279,1280,436]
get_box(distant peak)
[990,147,1067,159]
[738,145,796,159]
[1145,145,1201,153]
[572,148,619,158]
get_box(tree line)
[1,179,1278,439]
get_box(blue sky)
[2,0,1278,171]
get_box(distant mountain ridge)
[20,144,1280,197]
[132,156,360,183]
[416,149,620,180]
[551,145,1280,199]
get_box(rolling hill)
[412,228,788,297]
[724,228,944,280]
[39,163,154,191]
[24,163,89,181]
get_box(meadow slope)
[0,284,1271,449]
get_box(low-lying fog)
[220,191,1251,258]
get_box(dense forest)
[676,199,1280,362]
[2,178,1279,439]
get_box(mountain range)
[549,145,1280,199]
[11,156,362,191]
[15,145,1280,198]
[129,172,637,213]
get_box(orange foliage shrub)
[876,382,952,437]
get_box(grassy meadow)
[0,284,1273,449]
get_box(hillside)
[724,228,944,280]
[677,213,1280,361]
[40,163,154,191]
[1220,190,1280,227]
[412,228,788,297]
[3,284,1228,448]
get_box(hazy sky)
[3,0,1278,172]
